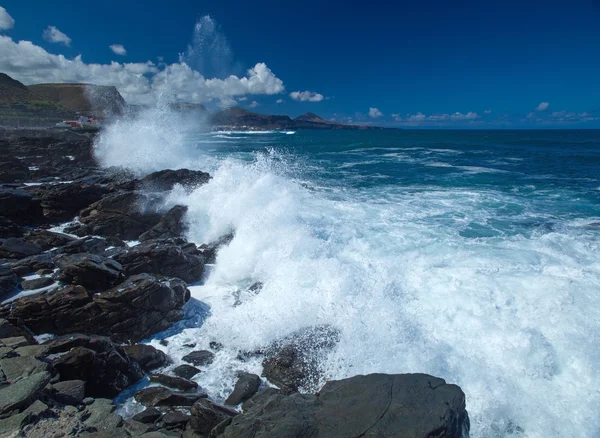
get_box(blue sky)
[1,0,599,127]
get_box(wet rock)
[123,344,169,372]
[29,182,110,222]
[36,268,54,275]
[224,373,261,406]
[0,216,22,238]
[182,350,214,367]
[172,365,201,380]
[209,341,223,351]
[262,325,340,394]
[0,237,43,260]
[23,229,77,251]
[10,253,54,276]
[20,276,55,290]
[53,253,124,291]
[0,371,51,414]
[0,188,44,226]
[0,265,17,298]
[160,410,191,429]
[6,275,190,343]
[78,191,164,240]
[139,205,188,242]
[214,373,470,438]
[134,386,207,407]
[50,335,143,398]
[56,236,110,255]
[138,169,210,192]
[0,155,30,184]
[0,319,36,344]
[50,379,85,405]
[190,399,238,435]
[133,407,163,424]
[149,373,198,391]
[125,419,158,435]
[0,356,52,381]
[198,233,234,264]
[114,238,205,284]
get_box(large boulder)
[55,236,110,255]
[53,253,124,291]
[0,217,22,239]
[139,205,188,242]
[190,399,238,435]
[138,169,210,192]
[5,274,190,343]
[225,373,261,406]
[0,371,51,415]
[122,344,169,372]
[48,334,144,398]
[0,155,30,183]
[215,373,469,438]
[23,229,77,251]
[148,373,198,391]
[134,386,207,407]
[114,238,205,284]
[0,189,44,226]
[0,265,17,298]
[9,253,54,276]
[78,191,164,240]
[0,237,43,260]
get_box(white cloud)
[0,7,15,30]
[0,35,285,106]
[392,111,479,125]
[536,102,550,111]
[484,109,492,114]
[276,98,284,104]
[289,90,324,102]
[109,44,127,56]
[43,26,71,47]
[248,101,259,108]
[369,107,383,118]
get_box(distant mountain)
[211,107,383,130]
[0,73,76,127]
[28,83,126,116]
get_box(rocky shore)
[0,132,470,437]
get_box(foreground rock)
[123,344,169,372]
[134,386,207,407]
[139,205,188,242]
[190,399,238,435]
[4,274,190,343]
[0,188,44,226]
[216,373,469,438]
[138,169,211,192]
[53,253,124,291]
[225,372,261,406]
[0,265,17,298]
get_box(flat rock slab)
[20,276,55,290]
[182,350,214,367]
[134,386,207,407]
[172,364,200,380]
[149,373,198,391]
[0,356,51,381]
[0,371,51,414]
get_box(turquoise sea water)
[97,127,600,437]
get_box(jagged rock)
[182,350,214,367]
[149,373,198,391]
[0,265,17,298]
[0,356,52,381]
[28,182,110,222]
[36,268,54,275]
[15,344,50,358]
[160,411,191,429]
[0,155,30,184]
[50,380,85,405]
[190,399,238,435]
[0,237,43,260]
[50,335,143,398]
[56,236,110,255]
[172,365,201,380]
[20,276,55,290]
[123,344,169,372]
[0,216,22,238]
[138,169,210,192]
[133,407,163,424]
[198,233,234,264]
[214,373,469,438]
[114,238,205,284]
[0,188,44,226]
[139,205,188,242]
[0,319,36,344]
[53,253,124,291]
[134,386,207,407]
[10,253,54,276]
[225,373,261,406]
[23,229,77,251]
[125,419,158,435]
[0,399,48,436]
[78,191,164,240]
[262,325,341,394]
[0,336,30,348]
[0,371,51,414]
[6,275,190,343]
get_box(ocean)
[96,123,600,437]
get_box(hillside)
[0,73,76,127]
[28,83,126,115]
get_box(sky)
[1,0,599,128]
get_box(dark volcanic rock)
[225,373,261,406]
[0,237,43,260]
[215,373,469,438]
[0,371,51,415]
[55,236,109,255]
[5,274,190,343]
[50,379,86,405]
[149,373,198,391]
[133,407,163,424]
[139,205,188,242]
[0,217,22,238]
[49,334,143,398]
[20,276,54,290]
[134,386,207,407]
[0,318,36,344]
[114,238,205,284]
[28,182,110,222]
[139,169,210,192]
[23,229,77,251]
[123,344,169,371]
[0,155,30,183]
[190,399,238,435]
[10,253,54,276]
[53,253,124,291]
[0,266,17,298]
[199,232,234,264]
[78,191,164,240]
[262,325,341,394]
[172,364,201,380]
[0,188,44,226]
[182,350,214,367]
